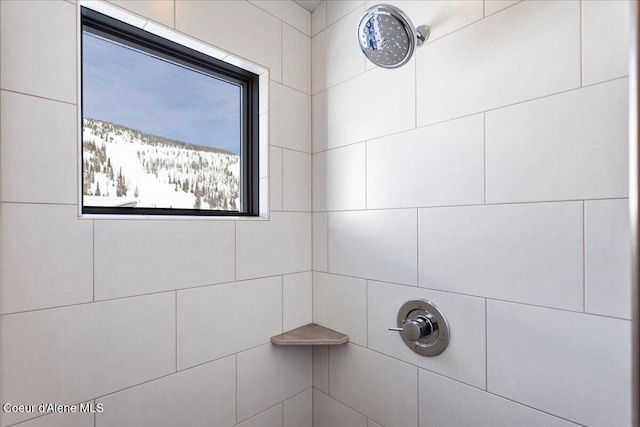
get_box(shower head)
[357,4,429,69]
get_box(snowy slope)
[82,118,240,210]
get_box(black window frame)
[80,7,259,217]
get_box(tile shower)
[0,1,632,427]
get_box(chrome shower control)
[404,314,433,341]
[389,299,449,357]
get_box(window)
[81,7,259,216]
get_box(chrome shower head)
[357,4,429,69]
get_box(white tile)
[367,114,484,209]
[143,23,230,61]
[364,0,483,43]
[327,62,415,148]
[2,294,175,427]
[2,204,92,314]
[486,79,629,203]
[13,412,93,427]
[484,0,520,16]
[283,150,312,211]
[419,202,584,310]
[585,199,632,319]
[312,91,328,153]
[313,346,329,393]
[0,1,76,103]
[283,272,313,331]
[326,0,364,26]
[582,0,630,85]
[419,369,578,427]
[236,212,311,280]
[283,389,312,427]
[328,209,417,285]
[270,82,312,152]
[236,405,282,427]
[94,219,235,300]
[237,344,312,422]
[313,212,328,271]
[312,6,366,94]
[96,356,236,427]
[417,0,580,127]
[108,0,175,27]
[487,300,632,426]
[313,272,366,345]
[312,144,366,211]
[368,281,486,388]
[250,0,311,36]
[177,277,282,370]
[311,1,327,36]
[313,389,367,427]
[283,24,311,94]
[270,147,283,211]
[1,92,77,204]
[329,344,417,427]
[175,1,282,82]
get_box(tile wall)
[0,1,634,427]
[0,1,312,426]
[311,1,633,426]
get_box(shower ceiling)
[293,0,323,12]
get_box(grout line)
[327,345,330,395]
[306,197,630,213]
[416,364,420,425]
[483,112,487,204]
[415,208,420,286]
[325,212,330,272]
[416,367,588,427]
[313,76,629,155]
[234,221,237,281]
[364,141,368,209]
[92,220,95,302]
[579,0,584,87]
[3,271,314,317]
[249,1,312,38]
[485,298,488,390]
[1,201,77,207]
[0,88,77,106]
[582,201,586,312]
[313,271,633,321]
[313,388,373,424]
[365,280,369,348]
[235,353,239,425]
[414,51,418,130]
[175,290,178,373]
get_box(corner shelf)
[271,323,349,346]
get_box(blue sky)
[82,32,241,154]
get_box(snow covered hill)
[82,118,240,211]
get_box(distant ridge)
[83,117,237,156]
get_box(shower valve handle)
[388,314,433,341]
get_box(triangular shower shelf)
[271,323,349,346]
